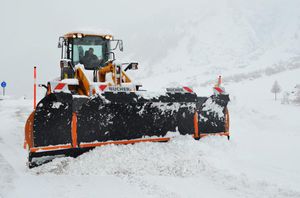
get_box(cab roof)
[63,32,113,39]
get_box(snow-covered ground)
[0,66,300,198]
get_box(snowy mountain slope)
[131,0,300,93]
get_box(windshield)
[72,36,109,70]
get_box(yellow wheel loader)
[24,32,230,168]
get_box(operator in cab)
[80,48,101,69]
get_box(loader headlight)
[77,33,83,38]
[105,35,112,40]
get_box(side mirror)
[38,84,48,89]
[112,40,124,52]
[124,63,138,71]
[119,40,123,52]
[57,36,64,48]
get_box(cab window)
[72,36,108,69]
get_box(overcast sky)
[0,0,203,97]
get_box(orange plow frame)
[25,109,230,153]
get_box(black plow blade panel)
[198,94,230,133]
[76,92,198,143]
[33,93,73,147]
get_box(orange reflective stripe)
[193,112,199,139]
[54,83,66,90]
[30,144,72,153]
[24,111,35,149]
[225,108,230,132]
[71,112,78,148]
[199,132,230,138]
[79,137,171,148]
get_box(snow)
[61,79,79,85]
[1,66,300,197]
[72,95,89,99]
[136,91,165,100]
[74,64,93,84]
[201,97,224,118]
[68,29,114,37]
[0,96,10,100]
[51,102,62,109]
[1,1,300,197]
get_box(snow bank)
[31,135,300,198]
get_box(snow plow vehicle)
[24,32,230,168]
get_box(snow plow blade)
[26,91,229,168]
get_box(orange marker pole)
[34,66,37,109]
[194,112,199,139]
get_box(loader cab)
[59,33,112,70]
[72,36,110,70]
